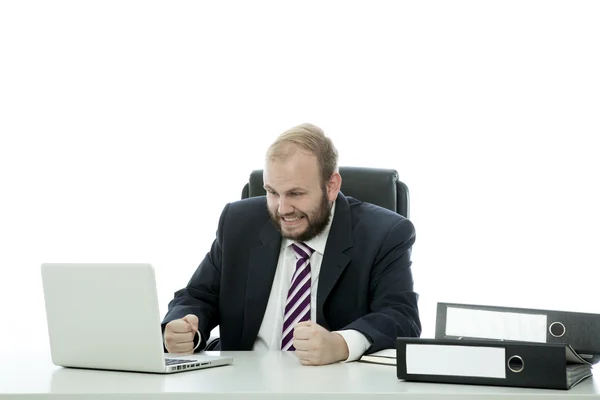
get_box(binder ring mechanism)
[507,355,524,373]
[549,321,566,338]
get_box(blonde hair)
[266,123,339,186]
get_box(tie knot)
[291,242,313,261]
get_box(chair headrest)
[337,166,399,213]
[246,166,408,216]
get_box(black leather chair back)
[241,166,410,218]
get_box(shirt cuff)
[335,329,371,362]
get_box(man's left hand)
[292,321,350,365]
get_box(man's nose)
[278,197,294,215]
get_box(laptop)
[41,263,233,373]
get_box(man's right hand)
[164,314,199,354]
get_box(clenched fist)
[292,321,350,365]
[164,314,199,354]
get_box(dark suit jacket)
[162,192,421,354]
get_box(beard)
[269,189,333,242]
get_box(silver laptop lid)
[41,263,169,373]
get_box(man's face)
[264,151,338,242]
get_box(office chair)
[204,167,410,350]
[241,166,410,217]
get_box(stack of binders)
[395,302,599,389]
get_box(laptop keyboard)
[165,358,197,366]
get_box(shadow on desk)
[51,367,167,393]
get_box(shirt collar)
[283,200,336,256]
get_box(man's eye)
[290,192,301,197]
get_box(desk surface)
[1,351,600,399]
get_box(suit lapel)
[240,220,282,349]
[316,193,353,329]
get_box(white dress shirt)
[253,202,371,361]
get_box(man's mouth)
[281,215,305,225]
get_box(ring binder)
[436,302,600,363]
[396,338,593,390]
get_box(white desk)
[1,351,600,399]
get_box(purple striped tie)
[281,242,314,351]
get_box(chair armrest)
[205,336,221,351]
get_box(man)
[162,123,420,366]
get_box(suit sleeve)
[343,218,421,354]
[160,203,229,351]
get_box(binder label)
[406,344,506,378]
[446,307,547,342]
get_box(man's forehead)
[263,173,311,190]
[264,159,320,190]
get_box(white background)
[1,1,599,352]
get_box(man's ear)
[326,172,342,202]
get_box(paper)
[359,348,396,365]
[366,349,395,358]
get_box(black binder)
[396,338,593,390]
[436,302,600,363]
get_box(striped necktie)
[281,242,314,351]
